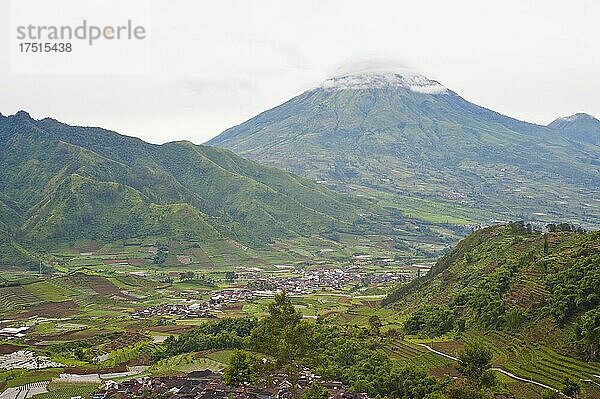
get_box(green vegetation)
[250,292,316,368]
[456,341,496,390]
[300,382,330,399]
[575,308,600,361]
[0,112,373,265]
[383,223,600,396]
[223,350,263,387]
[546,254,600,324]
[34,383,96,399]
[156,318,256,359]
[208,77,600,229]
[404,305,454,337]
[217,293,442,398]
[445,341,496,399]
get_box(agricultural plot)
[461,330,600,390]
[0,350,65,370]
[149,353,225,375]
[383,339,452,370]
[0,369,61,391]
[502,345,600,390]
[99,342,156,369]
[33,383,97,399]
[22,280,76,302]
[0,286,41,309]
[204,349,234,365]
[497,374,546,399]
[0,381,48,399]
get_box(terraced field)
[383,340,453,371]
[33,383,97,399]
[0,286,41,309]
[23,280,77,302]
[99,342,157,369]
[502,345,600,389]
[458,331,600,391]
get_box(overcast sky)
[1,0,599,144]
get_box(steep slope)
[21,174,220,243]
[208,71,600,228]
[384,223,600,358]
[0,111,366,264]
[548,113,600,146]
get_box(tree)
[368,315,382,333]
[404,305,454,337]
[562,377,581,398]
[179,271,195,281]
[223,350,260,388]
[575,308,600,360]
[385,365,440,399]
[446,380,488,399]
[457,340,496,390]
[465,253,474,264]
[154,247,168,265]
[225,271,236,281]
[300,382,329,399]
[250,291,316,368]
[73,347,85,361]
[542,390,561,399]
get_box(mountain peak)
[319,71,449,94]
[548,112,600,146]
[9,110,35,122]
[548,112,600,129]
[552,113,598,124]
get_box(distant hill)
[0,111,367,267]
[383,222,600,362]
[548,112,600,146]
[208,71,600,228]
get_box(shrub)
[404,305,454,337]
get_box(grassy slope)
[383,224,600,390]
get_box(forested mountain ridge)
[0,111,366,267]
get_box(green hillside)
[208,72,600,228]
[383,222,600,389]
[0,111,369,266]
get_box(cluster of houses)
[133,265,420,319]
[240,267,409,296]
[91,369,369,399]
[132,289,253,319]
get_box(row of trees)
[157,292,586,398]
[155,318,256,360]
[222,292,506,399]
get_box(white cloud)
[0,0,599,143]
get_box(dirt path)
[417,343,562,394]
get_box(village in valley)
[0,233,439,399]
[132,265,423,320]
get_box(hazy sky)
[1,0,599,144]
